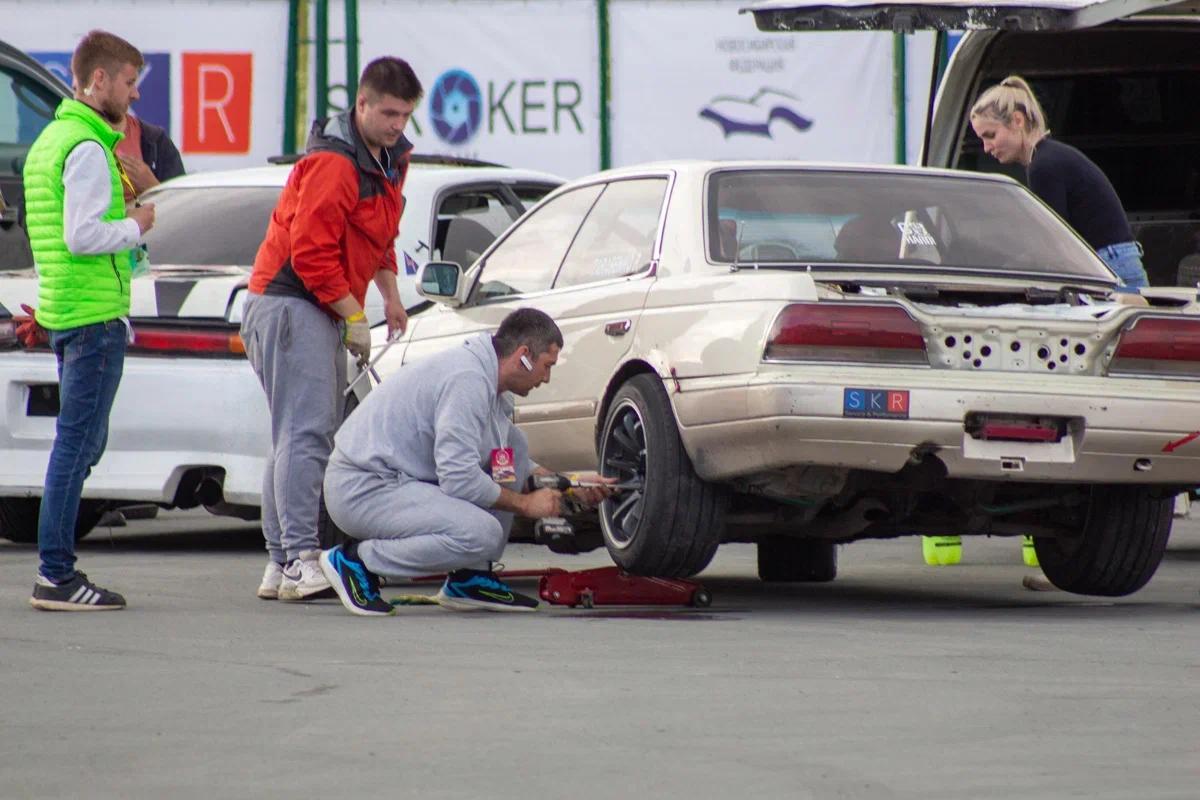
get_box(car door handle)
[604,319,631,337]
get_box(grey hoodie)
[330,333,528,508]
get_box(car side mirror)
[417,261,466,307]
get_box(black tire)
[1035,485,1172,596]
[757,536,838,582]
[318,392,360,550]
[317,494,350,550]
[0,498,105,544]
[598,374,727,577]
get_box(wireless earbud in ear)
[520,354,534,371]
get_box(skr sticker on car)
[843,388,909,419]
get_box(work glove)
[16,304,48,348]
[341,311,371,361]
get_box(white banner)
[2,0,290,173]
[609,0,898,166]
[1,0,930,176]
[355,0,600,178]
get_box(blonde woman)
[969,75,1148,289]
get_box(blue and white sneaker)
[318,543,393,617]
[435,568,539,612]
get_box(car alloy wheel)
[597,374,726,577]
[599,398,648,549]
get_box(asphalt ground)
[1,511,1197,800]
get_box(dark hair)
[493,308,563,359]
[359,57,423,104]
[72,30,143,90]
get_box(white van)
[744,0,1200,287]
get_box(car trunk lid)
[742,1,1195,33]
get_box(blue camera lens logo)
[430,69,482,145]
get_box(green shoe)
[1021,535,1039,567]
[922,535,962,566]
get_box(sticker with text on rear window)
[843,388,909,419]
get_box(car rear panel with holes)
[668,295,1200,484]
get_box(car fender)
[631,269,820,379]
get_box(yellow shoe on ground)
[1021,535,1039,567]
[922,535,962,566]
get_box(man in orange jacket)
[240,57,422,602]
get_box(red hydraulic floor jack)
[538,567,711,608]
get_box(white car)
[377,160,1200,596]
[0,157,561,542]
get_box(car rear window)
[707,169,1114,282]
[139,186,281,267]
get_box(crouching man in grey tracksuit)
[319,308,611,616]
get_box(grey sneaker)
[278,550,332,601]
[30,572,126,611]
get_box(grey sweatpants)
[242,293,347,563]
[323,439,531,579]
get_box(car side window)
[472,184,603,302]
[553,178,667,289]
[0,66,60,145]
[432,189,520,270]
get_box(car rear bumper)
[0,352,267,505]
[670,368,1200,485]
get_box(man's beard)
[98,97,126,125]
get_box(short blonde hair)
[970,75,1049,138]
[72,30,143,90]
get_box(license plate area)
[26,383,60,417]
[961,413,1081,465]
[964,413,1071,443]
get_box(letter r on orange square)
[182,53,253,153]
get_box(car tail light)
[764,303,927,364]
[1108,316,1200,378]
[130,324,246,358]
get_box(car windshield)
[707,169,1115,282]
[140,186,281,267]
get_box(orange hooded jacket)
[249,111,412,309]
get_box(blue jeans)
[37,320,127,581]
[1097,241,1148,291]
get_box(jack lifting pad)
[539,566,711,609]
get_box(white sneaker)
[257,561,284,600]
[278,550,332,601]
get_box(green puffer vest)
[23,98,132,330]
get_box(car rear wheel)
[0,498,106,544]
[757,536,838,582]
[598,374,727,577]
[1035,485,1172,596]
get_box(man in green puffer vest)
[22,30,156,612]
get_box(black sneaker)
[318,543,394,617]
[30,572,126,611]
[435,568,539,612]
